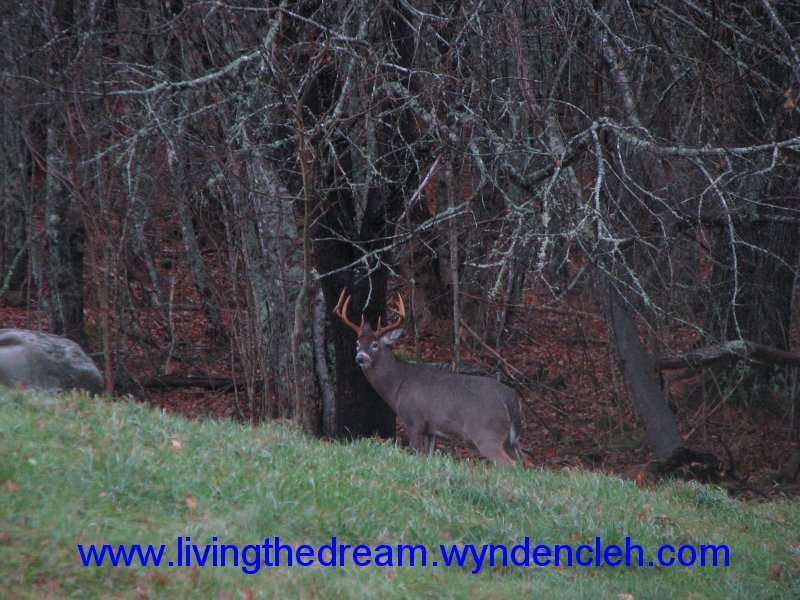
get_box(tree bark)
[658,340,800,371]
[598,270,684,461]
[42,0,85,343]
[309,0,419,440]
[177,192,230,348]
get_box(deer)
[333,288,523,466]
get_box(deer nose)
[356,352,371,367]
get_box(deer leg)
[399,410,426,454]
[405,426,428,453]
[406,426,439,459]
[474,440,518,467]
[505,439,531,466]
[426,434,437,455]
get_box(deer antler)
[333,288,365,334]
[374,293,405,338]
[333,288,405,337]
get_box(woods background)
[2,0,799,486]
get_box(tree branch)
[658,340,800,370]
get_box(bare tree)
[2,0,799,476]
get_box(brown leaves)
[184,494,199,512]
[634,470,656,490]
[768,564,783,581]
[1,480,21,493]
[783,87,795,113]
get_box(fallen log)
[657,340,800,370]
[143,374,257,392]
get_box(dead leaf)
[170,438,184,450]
[768,564,783,581]
[634,471,656,490]
[1,480,21,493]
[783,87,795,112]
[185,494,199,511]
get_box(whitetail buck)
[333,289,523,466]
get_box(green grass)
[0,389,798,599]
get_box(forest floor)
[3,280,798,500]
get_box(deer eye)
[371,342,379,351]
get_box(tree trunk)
[177,194,230,348]
[0,26,27,304]
[309,0,418,440]
[597,269,684,461]
[704,206,798,411]
[38,0,85,343]
[316,207,397,440]
[44,113,85,342]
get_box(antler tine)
[375,293,406,337]
[390,293,405,318]
[332,288,364,335]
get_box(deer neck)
[363,354,405,409]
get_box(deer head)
[333,288,406,370]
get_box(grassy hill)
[1,388,798,599]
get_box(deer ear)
[380,328,404,346]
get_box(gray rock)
[0,328,104,395]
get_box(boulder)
[0,328,104,395]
